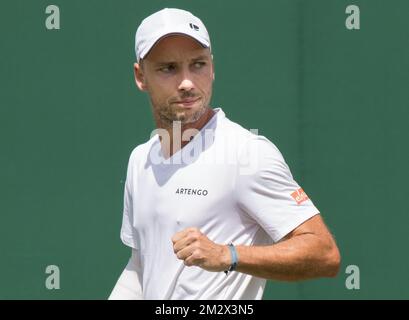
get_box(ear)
[134,62,147,91]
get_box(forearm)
[234,234,340,281]
[172,216,341,280]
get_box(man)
[109,8,340,300]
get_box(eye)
[158,64,176,73]
[193,61,206,69]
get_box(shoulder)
[241,135,284,162]
[232,131,290,179]
[218,111,282,156]
[127,135,158,167]
[216,110,285,169]
[217,114,255,141]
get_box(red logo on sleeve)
[291,188,309,205]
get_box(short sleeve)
[235,136,319,243]
[120,151,139,250]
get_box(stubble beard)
[154,99,209,129]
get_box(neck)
[155,107,216,159]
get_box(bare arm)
[234,215,341,281]
[108,249,143,300]
[172,214,341,281]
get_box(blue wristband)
[224,243,238,275]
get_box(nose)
[178,79,194,91]
[178,69,194,92]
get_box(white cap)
[135,8,211,62]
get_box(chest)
[132,162,237,231]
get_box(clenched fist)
[171,227,231,272]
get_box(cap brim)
[139,29,210,61]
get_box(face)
[134,35,214,126]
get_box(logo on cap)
[189,23,199,31]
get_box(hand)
[171,227,231,272]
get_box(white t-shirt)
[120,108,319,300]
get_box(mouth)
[173,97,201,108]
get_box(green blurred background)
[0,0,408,299]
